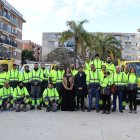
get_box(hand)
[34,82,38,86]
[78,87,82,90]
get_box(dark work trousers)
[24,83,31,95]
[128,90,137,111]
[102,94,111,111]
[31,86,41,106]
[56,82,63,98]
[41,80,48,96]
[76,94,85,109]
[113,90,123,111]
[122,87,128,108]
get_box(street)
[0,106,140,140]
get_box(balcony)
[0,25,17,37]
[0,38,17,48]
[0,11,18,27]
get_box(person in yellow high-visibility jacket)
[43,83,59,112]
[0,65,7,89]
[126,67,140,114]
[30,63,44,110]
[112,66,127,113]
[85,56,93,71]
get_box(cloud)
[6,0,140,44]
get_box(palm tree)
[59,20,93,66]
[91,33,122,61]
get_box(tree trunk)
[74,37,78,67]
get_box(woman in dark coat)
[61,67,75,111]
[74,66,87,111]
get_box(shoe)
[87,108,91,112]
[96,109,100,113]
[30,106,35,110]
[16,104,20,112]
[112,109,116,112]
[46,108,50,112]
[134,110,137,114]
[120,110,123,113]
[81,108,85,112]
[102,110,105,114]
[37,106,42,110]
[75,108,79,111]
[23,107,27,112]
[106,111,110,114]
[129,110,133,113]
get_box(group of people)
[0,53,139,114]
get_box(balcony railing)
[0,11,18,26]
[0,25,17,36]
[0,38,17,47]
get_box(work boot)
[87,108,91,112]
[30,106,35,110]
[134,110,137,114]
[37,106,42,110]
[22,104,27,112]
[81,108,85,112]
[129,110,133,113]
[96,109,100,113]
[16,104,20,112]
[112,109,116,112]
[46,106,50,112]
[102,110,106,114]
[106,111,110,114]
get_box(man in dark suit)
[74,66,87,111]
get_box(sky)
[7,0,140,45]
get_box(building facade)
[0,0,26,65]
[42,32,140,61]
[22,40,42,61]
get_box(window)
[125,36,130,40]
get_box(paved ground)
[0,106,140,140]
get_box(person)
[112,66,127,113]
[62,67,75,111]
[0,65,7,88]
[87,64,100,112]
[0,82,13,112]
[74,66,87,111]
[19,65,31,94]
[30,63,43,110]
[13,81,30,112]
[122,65,129,110]
[100,71,112,114]
[43,83,59,112]
[85,56,93,71]
[40,63,49,106]
[40,63,49,93]
[82,64,90,85]
[7,64,19,89]
[49,65,58,87]
[93,54,103,70]
[105,56,116,75]
[70,64,78,76]
[127,67,139,113]
[56,64,64,99]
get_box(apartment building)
[42,32,140,61]
[0,0,26,65]
[22,40,42,61]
